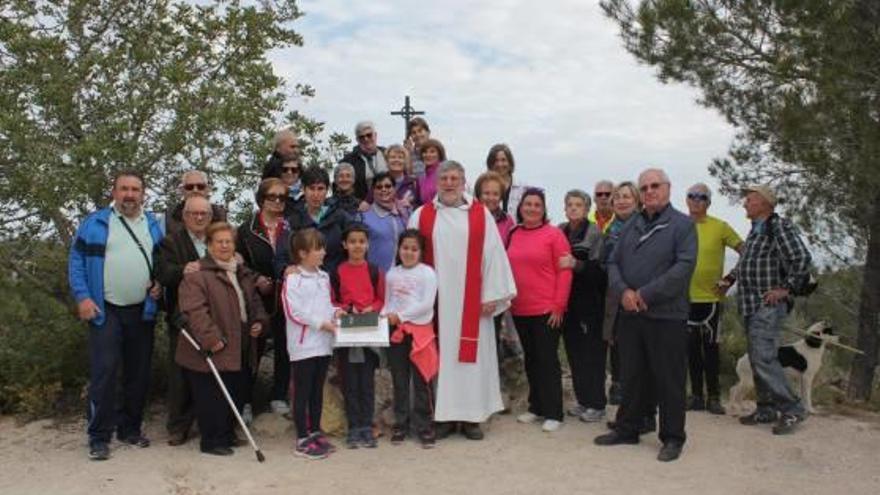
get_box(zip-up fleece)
[281,269,339,361]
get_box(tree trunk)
[847,193,880,400]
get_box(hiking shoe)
[314,432,336,453]
[295,436,328,460]
[242,403,254,426]
[706,398,726,415]
[517,412,542,424]
[461,422,484,440]
[594,431,639,446]
[579,408,606,423]
[608,382,622,406]
[419,429,437,449]
[345,430,360,449]
[391,427,407,445]
[657,442,683,462]
[120,434,150,448]
[687,396,705,411]
[772,414,805,435]
[359,427,378,448]
[739,409,777,425]
[566,404,587,417]
[270,400,290,415]
[88,442,110,461]
[542,419,562,432]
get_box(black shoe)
[88,442,110,461]
[461,422,484,441]
[120,434,150,448]
[640,416,657,435]
[167,431,188,446]
[391,427,407,445]
[608,383,622,406]
[657,442,683,462]
[228,434,246,448]
[606,419,618,431]
[435,422,457,440]
[201,446,234,456]
[687,396,705,411]
[706,398,726,415]
[419,429,436,449]
[739,409,777,425]
[772,413,805,435]
[594,431,639,446]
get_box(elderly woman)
[237,178,292,418]
[506,189,573,433]
[486,144,532,218]
[360,172,408,272]
[177,222,268,456]
[416,138,446,205]
[330,163,363,215]
[558,190,608,423]
[384,144,420,210]
[474,171,515,245]
[262,155,303,217]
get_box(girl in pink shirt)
[506,189,572,432]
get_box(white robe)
[408,195,517,422]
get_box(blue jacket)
[68,207,164,326]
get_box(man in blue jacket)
[594,168,697,462]
[68,170,164,461]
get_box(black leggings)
[687,302,721,399]
[290,356,331,439]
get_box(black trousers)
[609,345,620,384]
[165,322,194,436]
[86,303,155,444]
[184,368,244,451]
[270,312,291,401]
[687,302,721,399]
[514,314,563,421]
[388,334,434,432]
[290,356,330,439]
[338,348,378,430]
[562,313,607,410]
[616,313,687,445]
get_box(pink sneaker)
[313,432,336,454]
[294,435,328,460]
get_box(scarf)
[216,257,247,323]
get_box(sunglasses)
[282,166,299,174]
[357,132,375,141]
[183,183,207,191]
[374,183,394,191]
[263,193,286,203]
[595,191,611,198]
[639,182,666,193]
[687,192,709,202]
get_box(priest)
[408,160,517,440]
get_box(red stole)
[418,200,485,363]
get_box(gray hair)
[354,120,375,135]
[638,167,671,185]
[179,170,210,193]
[688,182,712,201]
[438,160,466,179]
[565,189,592,211]
[334,162,355,180]
[182,194,212,215]
[272,127,298,151]
[594,180,614,192]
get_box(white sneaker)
[242,403,254,425]
[579,408,606,423]
[542,419,562,432]
[270,400,290,415]
[517,412,542,424]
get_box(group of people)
[67,117,814,464]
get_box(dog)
[728,321,838,414]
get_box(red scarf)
[418,199,485,363]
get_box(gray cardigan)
[606,204,697,321]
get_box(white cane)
[176,315,266,462]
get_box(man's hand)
[255,275,274,295]
[634,290,648,312]
[763,287,790,305]
[714,279,733,297]
[183,261,200,275]
[621,289,640,312]
[77,298,100,321]
[481,302,497,316]
[249,322,263,337]
[148,282,162,300]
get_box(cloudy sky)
[270,0,747,237]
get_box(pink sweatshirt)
[506,223,573,316]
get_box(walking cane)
[175,315,266,462]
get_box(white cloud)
[272,0,748,241]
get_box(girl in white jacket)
[282,228,344,460]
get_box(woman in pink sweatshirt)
[506,188,573,432]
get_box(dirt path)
[2,405,879,495]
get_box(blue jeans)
[743,304,805,417]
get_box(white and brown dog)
[728,321,838,414]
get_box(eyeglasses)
[374,183,394,191]
[357,132,375,141]
[183,183,208,191]
[639,182,667,193]
[687,192,709,202]
[282,166,299,174]
[184,211,211,218]
[263,193,286,203]
[595,192,611,198]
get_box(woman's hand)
[255,275,274,295]
[333,308,347,320]
[210,340,225,353]
[249,322,263,337]
[558,254,576,270]
[548,310,564,328]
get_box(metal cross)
[390,95,425,138]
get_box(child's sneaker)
[390,426,407,445]
[314,432,336,453]
[294,435,328,460]
[359,427,378,449]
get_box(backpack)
[766,214,818,297]
[330,262,381,306]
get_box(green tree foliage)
[602,0,880,400]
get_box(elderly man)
[594,168,696,462]
[164,170,227,236]
[68,170,164,461]
[588,180,615,232]
[408,161,517,441]
[156,195,213,446]
[685,183,743,415]
[721,185,812,434]
[262,127,300,178]
[340,121,387,201]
